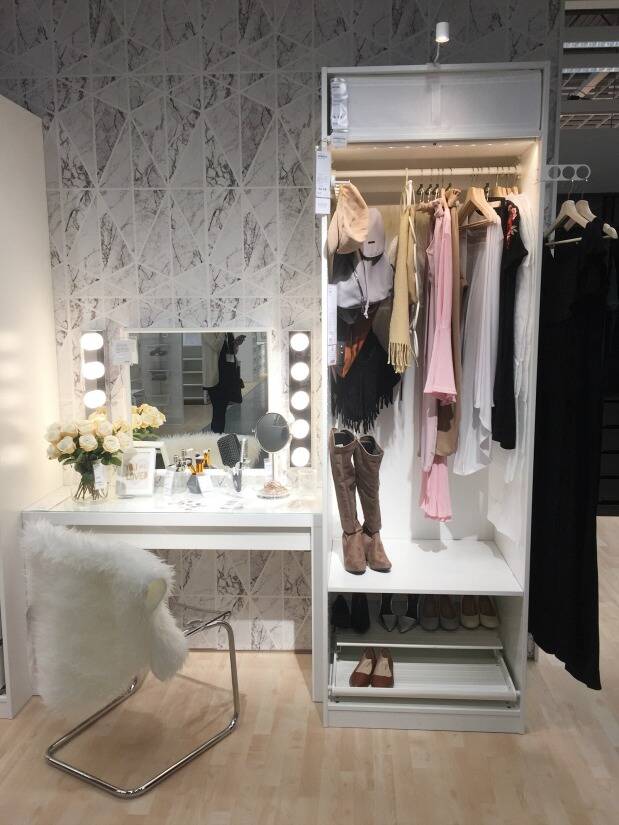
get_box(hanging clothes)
[419,203,455,521]
[331,330,400,433]
[436,204,465,457]
[529,217,610,690]
[488,193,536,542]
[388,205,414,372]
[453,216,503,476]
[492,199,528,449]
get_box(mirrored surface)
[129,332,268,465]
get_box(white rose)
[131,405,139,413]
[140,408,158,427]
[45,422,62,443]
[113,419,130,433]
[60,421,78,437]
[47,443,61,459]
[117,431,132,449]
[88,409,107,422]
[79,434,98,452]
[103,435,121,453]
[77,419,95,435]
[96,419,113,437]
[131,413,143,429]
[57,435,76,454]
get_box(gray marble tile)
[181,595,251,649]
[282,596,312,649]
[250,549,282,596]
[249,595,284,650]
[216,550,250,595]
[283,551,311,597]
[181,549,218,596]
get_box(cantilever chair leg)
[45,615,240,799]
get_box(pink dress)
[419,203,455,521]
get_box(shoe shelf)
[328,537,523,596]
[334,620,503,651]
[329,648,519,703]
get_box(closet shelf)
[329,649,519,703]
[334,622,503,651]
[328,538,523,596]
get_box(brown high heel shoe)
[370,648,394,688]
[349,647,376,687]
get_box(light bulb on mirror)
[291,446,310,467]
[84,389,107,409]
[81,360,105,380]
[290,418,310,439]
[80,332,104,351]
[290,332,309,353]
[290,390,310,411]
[290,361,309,382]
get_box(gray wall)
[0,0,562,650]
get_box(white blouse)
[453,217,503,476]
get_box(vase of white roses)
[45,411,132,504]
[131,403,166,441]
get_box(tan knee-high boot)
[354,435,392,573]
[329,429,366,574]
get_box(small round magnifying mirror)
[255,412,290,498]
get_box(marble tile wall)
[0,0,561,649]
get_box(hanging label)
[327,284,338,366]
[315,148,331,215]
[111,338,138,366]
[93,461,106,491]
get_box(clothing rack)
[330,164,521,187]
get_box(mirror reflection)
[129,332,268,467]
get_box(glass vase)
[71,461,110,504]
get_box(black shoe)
[378,593,397,632]
[397,594,419,633]
[331,595,351,629]
[351,593,370,634]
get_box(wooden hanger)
[566,199,618,239]
[544,198,588,239]
[458,186,498,225]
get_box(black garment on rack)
[206,334,243,434]
[492,199,527,449]
[331,330,400,432]
[529,217,610,690]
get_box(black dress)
[529,217,610,690]
[492,199,527,449]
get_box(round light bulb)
[80,331,104,351]
[290,361,309,382]
[81,360,105,380]
[84,389,107,409]
[291,418,310,439]
[290,390,310,411]
[290,332,310,353]
[291,446,310,467]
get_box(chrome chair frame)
[45,611,240,799]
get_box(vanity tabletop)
[23,485,322,529]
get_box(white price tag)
[93,461,106,491]
[315,148,331,215]
[111,338,138,366]
[327,284,338,366]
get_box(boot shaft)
[328,428,361,535]
[354,435,384,534]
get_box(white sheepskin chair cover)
[22,520,188,715]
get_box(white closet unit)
[319,64,550,733]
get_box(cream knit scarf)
[388,205,413,373]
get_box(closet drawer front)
[343,69,543,141]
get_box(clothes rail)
[331,165,521,184]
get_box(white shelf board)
[328,538,523,596]
[330,649,518,703]
[335,620,503,650]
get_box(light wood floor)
[0,520,617,825]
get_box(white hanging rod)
[331,165,521,183]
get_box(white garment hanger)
[544,198,588,239]
[571,199,618,239]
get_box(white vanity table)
[22,484,323,700]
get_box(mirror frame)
[120,327,279,439]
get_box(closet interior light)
[288,330,312,468]
[80,327,106,414]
